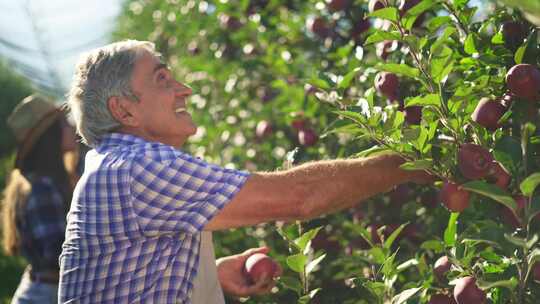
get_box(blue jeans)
[11,271,57,304]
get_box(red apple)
[375,72,399,100]
[471,98,507,131]
[308,17,330,38]
[291,119,307,131]
[501,195,527,228]
[439,182,470,212]
[312,230,341,253]
[255,120,273,138]
[376,40,398,60]
[453,276,486,304]
[433,256,452,282]
[506,64,540,101]
[398,0,425,27]
[533,263,540,282]
[389,184,411,205]
[244,253,279,284]
[501,21,526,50]
[328,0,349,12]
[351,18,371,41]
[429,294,457,304]
[404,106,422,125]
[298,128,318,146]
[458,143,493,180]
[368,0,385,13]
[487,161,511,189]
[398,0,420,14]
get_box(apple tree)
[115,0,540,303]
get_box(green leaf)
[286,253,308,273]
[364,30,401,45]
[464,34,478,54]
[504,233,528,248]
[376,63,420,79]
[491,32,504,44]
[368,7,399,22]
[391,287,422,304]
[306,254,326,275]
[399,159,432,170]
[396,258,419,272]
[308,78,331,90]
[405,94,440,107]
[520,173,540,197]
[280,276,303,295]
[355,146,393,158]
[384,223,407,249]
[334,110,367,124]
[294,227,323,254]
[338,67,362,89]
[526,248,540,281]
[382,250,398,276]
[427,16,452,32]
[461,180,517,210]
[430,27,456,55]
[298,288,321,304]
[515,29,538,65]
[420,240,445,252]
[369,247,387,264]
[403,0,435,30]
[444,213,459,247]
[527,234,539,249]
[478,277,518,290]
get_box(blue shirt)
[18,175,67,272]
[59,133,249,303]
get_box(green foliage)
[0,61,32,160]
[0,61,31,303]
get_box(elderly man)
[59,40,429,303]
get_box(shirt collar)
[96,133,150,153]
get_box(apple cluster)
[430,256,486,304]
[439,63,540,215]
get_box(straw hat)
[7,95,63,169]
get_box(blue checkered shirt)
[18,175,67,272]
[59,133,249,303]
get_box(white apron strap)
[190,231,225,304]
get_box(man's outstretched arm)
[205,153,429,231]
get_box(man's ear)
[108,96,138,127]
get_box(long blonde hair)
[1,169,31,256]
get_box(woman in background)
[2,95,78,303]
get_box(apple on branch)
[453,276,486,304]
[439,181,470,212]
[375,72,399,100]
[471,98,507,131]
[457,143,493,180]
[506,64,540,101]
[433,255,452,282]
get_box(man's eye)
[158,72,166,81]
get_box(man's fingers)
[244,246,269,256]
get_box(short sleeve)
[130,152,249,235]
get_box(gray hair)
[67,40,160,147]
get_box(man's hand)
[216,247,282,297]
